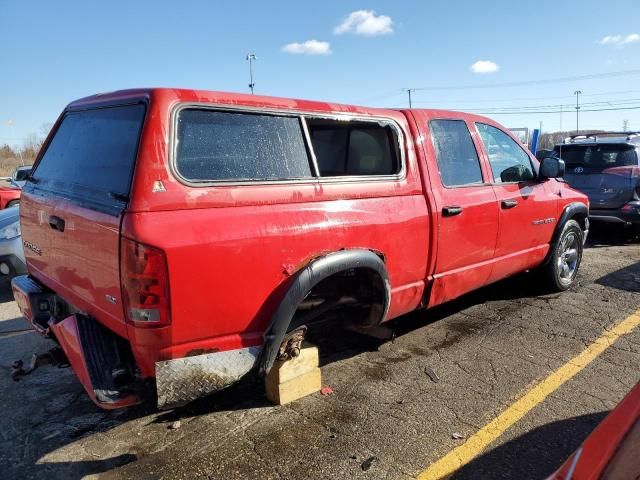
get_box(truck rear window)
[175,110,313,182]
[33,104,146,200]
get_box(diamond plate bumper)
[155,346,262,409]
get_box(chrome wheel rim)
[557,232,579,282]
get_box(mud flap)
[155,346,262,409]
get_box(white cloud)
[624,33,640,44]
[599,33,640,46]
[334,10,393,36]
[281,40,332,56]
[470,60,499,74]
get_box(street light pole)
[246,54,257,94]
[574,90,582,135]
[402,88,415,108]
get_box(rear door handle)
[442,206,463,217]
[501,199,518,209]
[48,215,65,232]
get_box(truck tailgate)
[21,192,127,337]
[20,103,146,337]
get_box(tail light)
[602,166,640,178]
[120,237,170,328]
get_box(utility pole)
[402,88,415,108]
[574,90,582,135]
[246,54,257,94]
[623,119,629,132]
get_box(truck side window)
[476,123,534,183]
[306,119,400,177]
[175,109,313,182]
[429,119,483,187]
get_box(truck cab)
[12,89,589,409]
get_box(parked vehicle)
[11,165,33,189]
[555,133,640,229]
[12,89,589,409]
[0,165,32,209]
[547,382,640,480]
[0,205,26,279]
[0,183,21,209]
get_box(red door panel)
[411,112,499,306]
[472,122,558,283]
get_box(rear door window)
[175,109,313,182]
[429,119,484,187]
[306,119,400,176]
[33,104,146,202]
[476,123,534,183]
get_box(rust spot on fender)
[283,250,337,277]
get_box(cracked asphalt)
[1,226,638,480]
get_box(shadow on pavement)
[453,412,607,480]
[596,261,640,293]
[586,223,639,248]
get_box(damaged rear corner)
[50,314,141,409]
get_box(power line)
[410,69,640,92]
[471,105,640,115]
[409,91,640,108]
[460,98,640,113]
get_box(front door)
[473,122,558,283]
[419,116,499,306]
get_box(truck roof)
[66,87,498,125]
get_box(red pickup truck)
[12,88,589,409]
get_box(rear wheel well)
[289,267,388,331]
[259,248,390,374]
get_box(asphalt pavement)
[0,226,638,480]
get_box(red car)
[548,383,640,479]
[12,88,589,409]
[0,184,21,209]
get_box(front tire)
[540,219,584,291]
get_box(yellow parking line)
[418,309,640,480]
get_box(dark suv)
[554,132,640,229]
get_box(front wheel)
[539,219,584,291]
[5,200,19,208]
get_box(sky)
[1,0,640,148]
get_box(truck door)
[473,122,558,283]
[414,114,499,306]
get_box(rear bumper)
[50,314,139,409]
[589,204,640,225]
[12,273,264,409]
[11,275,140,409]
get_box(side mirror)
[539,156,565,179]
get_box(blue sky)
[1,0,640,147]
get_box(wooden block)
[265,367,321,405]
[267,346,319,384]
